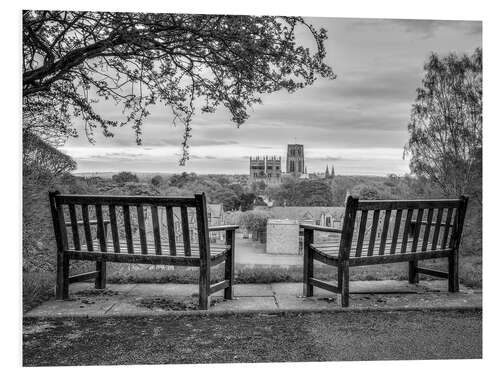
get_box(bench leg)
[341,261,349,308]
[95,261,106,289]
[409,260,419,284]
[303,229,314,297]
[224,230,235,300]
[448,252,459,292]
[56,252,69,300]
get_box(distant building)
[286,144,305,177]
[249,156,282,185]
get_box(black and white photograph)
[10,0,495,370]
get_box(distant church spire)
[331,164,335,178]
[325,165,330,179]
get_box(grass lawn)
[23,310,481,366]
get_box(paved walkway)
[25,280,481,318]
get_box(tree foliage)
[23,11,335,162]
[267,177,334,206]
[404,48,482,201]
[111,171,139,184]
[23,131,76,182]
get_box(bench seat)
[67,240,230,266]
[310,239,453,266]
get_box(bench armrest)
[209,225,239,232]
[300,224,343,233]
[65,220,110,227]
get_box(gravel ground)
[23,310,481,366]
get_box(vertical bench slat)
[181,206,191,256]
[411,209,424,253]
[400,209,414,254]
[431,208,444,250]
[68,204,81,251]
[421,208,434,252]
[108,204,121,253]
[441,208,454,249]
[95,204,107,252]
[367,210,380,256]
[151,206,162,255]
[390,209,403,254]
[81,204,93,252]
[378,209,391,255]
[355,210,368,257]
[166,206,177,255]
[136,205,148,255]
[123,205,134,254]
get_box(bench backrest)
[338,196,469,260]
[48,191,211,258]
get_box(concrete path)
[25,280,481,318]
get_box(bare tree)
[23,11,335,163]
[404,48,482,202]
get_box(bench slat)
[68,204,81,251]
[108,204,121,253]
[95,204,107,253]
[165,206,177,256]
[181,206,191,256]
[378,209,391,255]
[151,205,162,255]
[411,209,424,253]
[122,205,134,254]
[136,205,148,255]
[441,208,454,249]
[81,204,93,252]
[390,209,403,254]
[400,209,413,253]
[355,210,368,257]
[431,208,444,250]
[367,210,380,256]
[421,208,434,252]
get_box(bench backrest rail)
[339,196,469,259]
[48,191,211,259]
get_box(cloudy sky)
[61,17,481,176]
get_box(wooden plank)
[57,194,197,207]
[400,209,413,253]
[180,206,191,256]
[367,210,380,256]
[349,249,453,266]
[411,209,424,253]
[150,205,162,255]
[209,280,230,295]
[421,208,434,251]
[165,206,177,256]
[122,205,134,254]
[441,208,454,249]
[299,224,343,233]
[136,205,148,255]
[108,204,121,253]
[357,199,462,211]
[95,204,107,252]
[68,271,100,284]
[67,250,201,266]
[355,210,368,257]
[308,277,340,293]
[49,192,69,300]
[378,209,391,255]
[390,209,402,254]
[68,204,81,251]
[415,267,448,279]
[431,208,444,250]
[311,247,338,266]
[81,204,93,252]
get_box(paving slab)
[24,280,481,318]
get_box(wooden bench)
[48,191,238,309]
[301,195,468,307]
